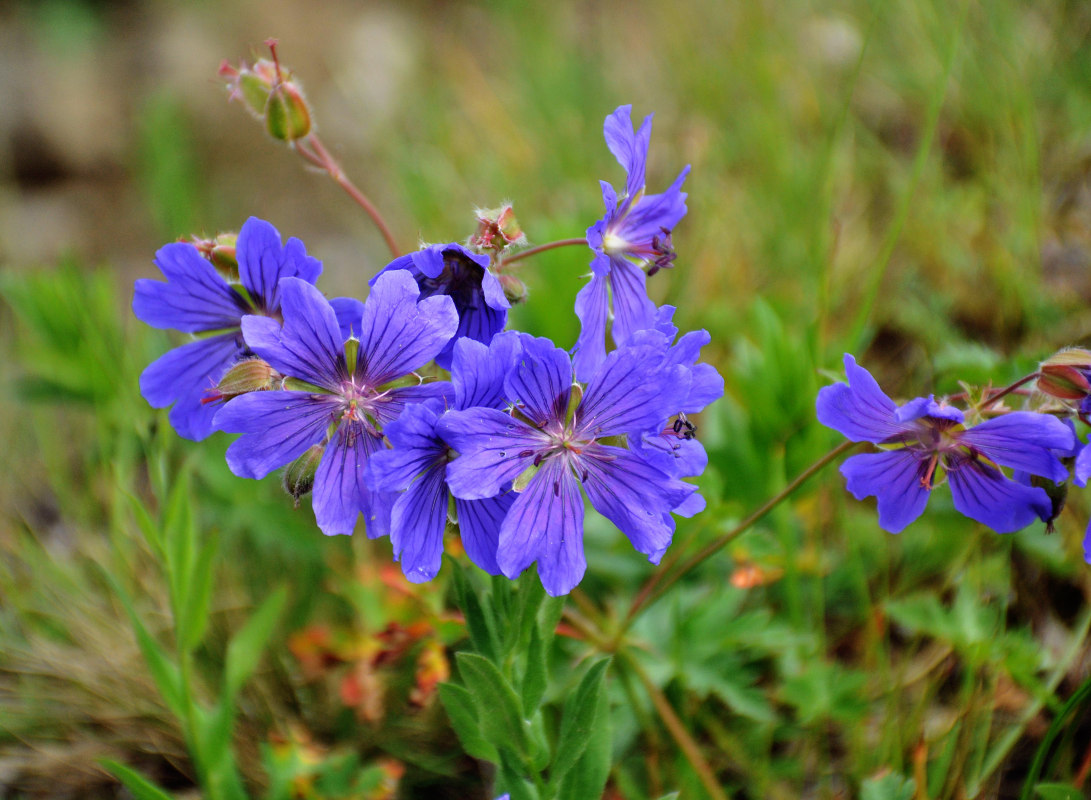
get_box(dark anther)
[672,411,698,440]
[581,469,589,482]
[646,226,677,277]
[518,449,534,458]
[533,452,544,467]
[553,481,560,497]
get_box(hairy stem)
[296,134,402,258]
[499,238,588,266]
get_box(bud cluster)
[219,40,312,143]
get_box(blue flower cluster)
[817,354,1091,562]
[133,106,723,596]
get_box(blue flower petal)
[602,105,652,201]
[312,420,391,537]
[947,458,1051,533]
[236,217,322,311]
[330,296,365,342]
[816,354,915,444]
[440,407,545,500]
[366,403,445,492]
[572,271,609,382]
[452,332,521,411]
[358,271,458,385]
[217,391,338,479]
[583,445,690,564]
[133,243,243,332]
[455,492,513,576]
[241,278,344,390]
[497,458,587,597]
[608,257,658,348]
[504,336,573,427]
[390,463,449,582]
[959,412,1075,483]
[577,343,688,437]
[840,450,931,533]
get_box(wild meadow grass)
[3,0,1091,798]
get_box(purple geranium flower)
[133,217,322,440]
[364,333,522,582]
[817,354,1075,534]
[573,105,691,381]
[1070,443,1091,563]
[214,271,458,536]
[439,335,697,596]
[627,306,724,516]
[371,242,510,369]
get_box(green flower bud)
[282,444,324,507]
[1038,348,1091,401]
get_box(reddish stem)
[499,238,588,266]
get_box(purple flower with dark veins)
[573,105,690,381]
[371,243,509,369]
[133,217,322,440]
[214,271,458,537]
[817,354,1075,534]
[364,332,522,582]
[439,335,697,596]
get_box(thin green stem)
[498,238,588,266]
[296,134,401,258]
[974,373,1039,413]
[620,439,861,635]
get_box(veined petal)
[1075,444,1091,488]
[947,458,1051,533]
[241,278,344,389]
[436,299,506,371]
[236,217,321,310]
[631,430,708,478]
[140,333,241,409]
[389,463,449,582]
[455,492,513,576]
[608,258,657,347]
[373,382,454,427]
[618,166,690,242]
[840,450,931,534]
[452,332,521,411]
[409,247,445,279]
[313,421,391,537]
[504,336,572,427]
[603,105,652,201]
[583,445,690,564]
[572,271,609,383]
[330,296,365,342]
[166,391,223,443]
[577,344,688,437]
[133,243,243,332]
[497,458,587,597]
[959,412,1074,483]
[440,407,545,500]
[480,267,511,311]
[357,270,458,385]
[365,403,445,492]
[816,354,912,444]
[217,391,338,479]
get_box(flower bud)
[186,233,239,280]
[498,273,528,305]
[201,358,277,406]
[219,41,312,142]
[282,444,324,506]
[470,204,527,253]
[1038,348,1091,402]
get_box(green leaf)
[101,759,176,800]
[497,748,540,800]
[178,531,218,653]
[106,574,185,719]
[1035,784,1083,800]
[552,658,610,783]
[451,562,498,661]
[556,661,612,800]
[223,585,287,701]
[522,623,549,713]
[438,682,498,762]
[455,652,529,758]
[860,773,916,800]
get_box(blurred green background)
[4,0,1091,797]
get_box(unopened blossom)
[573,105,690,381]
[440,335,698,596]
[371,243,510,369]
[215,272,458,536]
[133,217,321,440]
[817,354,1075,534]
